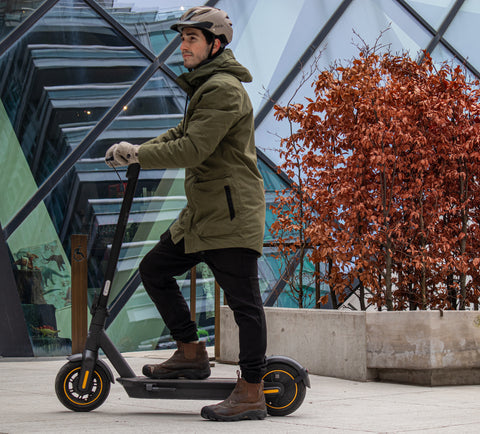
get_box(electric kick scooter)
[55,163,310,416]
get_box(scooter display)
[55,163,310,416]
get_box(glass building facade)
[0,0,477,356]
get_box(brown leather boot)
[142,341,210,379]
[201,373,267,421]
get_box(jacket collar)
[176,49,252,97]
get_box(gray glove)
[105,141,140,167]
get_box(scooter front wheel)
[263,362,307,416]
[55,361,110,412]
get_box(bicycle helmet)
[171,6,233,45]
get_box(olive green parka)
[138,49,265,255]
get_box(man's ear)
[212,38,222,55]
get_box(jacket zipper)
[224,185,235,220]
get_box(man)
[105,6,267,422]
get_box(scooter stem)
[78,163,140,392]
[96,163,141,310]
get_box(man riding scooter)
[105,6,268,421]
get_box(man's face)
[180,27,212,69]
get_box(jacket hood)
[176,49,252,96]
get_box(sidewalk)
[1,349,480,433]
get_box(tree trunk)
[418,192,427,309]
[408,282,417,310]
[328,258,339,309]
[298,246,305,309]
[446,274,456,309]
[359,280,366,311]
[385,237,393,311]
[459,171,468,310]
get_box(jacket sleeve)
[141,121,184,146]
[138,76,244,169]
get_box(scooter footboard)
[117,377,237,400]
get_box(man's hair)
[201,28,228,47]
[201,29,216,45]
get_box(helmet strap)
[208,41,215,59]
[208,38,225,59]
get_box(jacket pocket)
[224,185,235,220]
[190,177,240,237]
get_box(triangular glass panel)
[0,0,48,43]
[0,0,154,223]
[404,0,456,30]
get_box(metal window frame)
[84,0,156,62]
[3,57,161,239]
[105,271,141,329]
[251,0,354,200]
[0,0,222,330]
[7,0,473,318]
[83,0,180,83]
[395,0,480,78]
[420,0,466,60]
[1,0,218,240]
[394,0,438,38]
[0,0,60,56]
[0,0,222,352]
[254,0,353,130]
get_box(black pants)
[138,230,267,383]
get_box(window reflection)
[0,0,155,356]
[105,0,202,66]
[34,68,188,352]
[5,0,472,356]
[0,0,47,42]
[43,69,186,295]
[7,197,72,356]
[0,0,150,203]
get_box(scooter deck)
[117,376,237,400]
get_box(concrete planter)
[218,307,480,386]
[367,310,480,385]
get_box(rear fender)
[266,355,310,388]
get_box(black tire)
[55,361,110,412]
[263,362,307,416]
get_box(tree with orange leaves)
[268,61,321,309]
[272,45,480,311]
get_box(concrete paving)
[1,349,480,433]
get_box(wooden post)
[190,266,196,321]
[214,280,221,359]
[71,234,88,354]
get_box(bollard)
[71,234,88,354]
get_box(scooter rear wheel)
[263,362,307,416]
[55,361,110,412]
